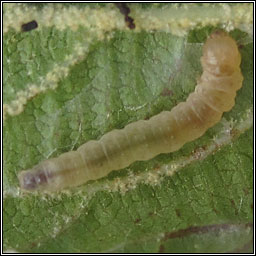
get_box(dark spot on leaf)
[212,207,219,214]
[243,187,249,195]
[148,211,156,217]
[115,3,130,15]
[230,199,238,215]
[29,242,37,249]
[230,128,239,138]
[115,3,135,29]
[154,164,160,170]
[125,16,135,29]
[158,244,165,253]
[238,44,244,49]
[21,20,38,32]
[201,145,207,150]
[134,218,141,224]
[175,209,181,218]
[161,88,173,97]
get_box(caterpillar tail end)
[18,169,48,191]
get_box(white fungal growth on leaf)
[18,31,243,192]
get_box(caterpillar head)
[18,168,49,191]
[201,31,241,76]
[18,161,56,191]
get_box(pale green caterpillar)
[18,31,243,192]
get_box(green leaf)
[3,3,253,253]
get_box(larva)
[18,31,243,192]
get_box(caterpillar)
[18,31,243,192]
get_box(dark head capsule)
[19,169,48,191]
